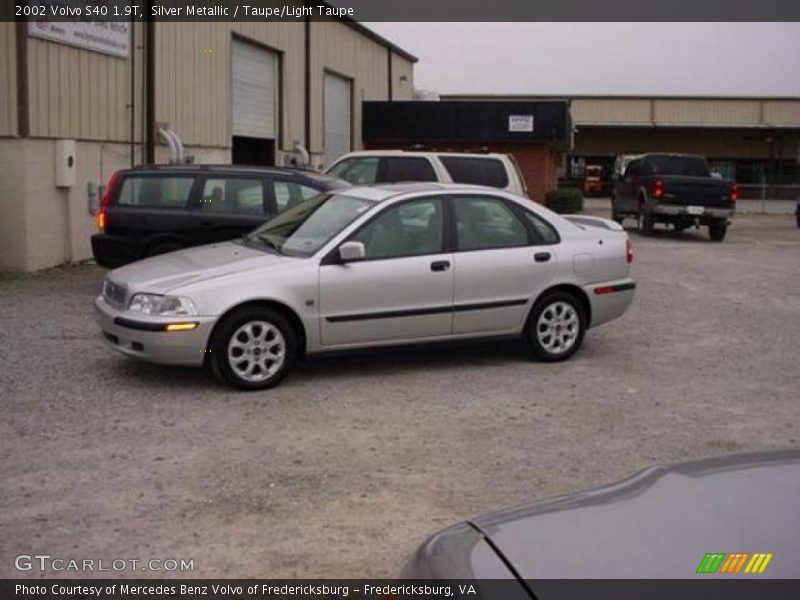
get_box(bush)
[545,188,584,214]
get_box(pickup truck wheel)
[523,291,587,362]
[637,205,654,235]
[708,221,728,242]
[209,307,296,391]
[611,198,623,224]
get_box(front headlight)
[128,293,197,316]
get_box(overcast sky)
[365,23,800,97]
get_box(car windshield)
[245,193,374,257]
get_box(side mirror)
[338,241,366,263]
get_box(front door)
[319,197,453,347]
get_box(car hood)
[471,450,800,580]
[107,241,291,294]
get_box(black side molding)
[325,299,528,323]
[113,317,167,332]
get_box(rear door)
[449,194,558,335]
[192,175,271,244]
[108,173,199,240]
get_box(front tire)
[209,306,297,390]
[523,291,587,362]
[638,203,654,235]
[708,221,728,242]
[611,197,623,224]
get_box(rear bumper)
[652,204,734,220]
[94,296,215,366]
[584,279,636,328]
[91,234,145,268]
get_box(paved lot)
[1,212,798,578]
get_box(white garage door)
[232,39,278,139]
[324,73,352,166]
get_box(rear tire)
[708,221,728,242]
[523,291,587,362]
[209,306,297,391]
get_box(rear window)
[327,157,379,185]
[440,157,509,188]
[379,157,438,183]
[200,178,265,215]
[116,176,194,208]
[643,156,710,177]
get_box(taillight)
[731,182,739,201]
[625,238,634,264]
[97,170,121,232]
[652,178,664,199]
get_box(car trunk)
[660,176,734,208]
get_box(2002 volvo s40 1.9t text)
[94,183,636,390]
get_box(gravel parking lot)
[1,212,798,579]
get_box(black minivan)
[91,165,347,268]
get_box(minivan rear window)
[379,157,437,183]
[116,176,194,208]
[440,157,509,188]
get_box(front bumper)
[584,278,636,328]
[94,296,216,366]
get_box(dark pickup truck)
[611,153,737,241]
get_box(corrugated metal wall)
[0,23,17,137]
[571,97,800,128]
[390,52,415,101]
[26,25,140,142]
[154,22,305,150]
[309,19,392,155]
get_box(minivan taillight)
[731,182,739,201]
[97,170,121,232]
[652,178,664,199]
[625,238,634,264]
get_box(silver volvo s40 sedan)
[94,183,635,390]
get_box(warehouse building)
[0,20,416,271]
[443,94,800,197]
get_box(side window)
[624,160,639,178]
[522,210,560,245]
[352,198,444,259]
[440,157,509,188]
[378,157,438,183]
[116,176,194,208]
[453,196,528,251]
[200,178,265,215]
[273,180,321,213]
[327,157,379,185]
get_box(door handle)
[534,252,551,263]
[200,221,215,227]
[430,260,450,272]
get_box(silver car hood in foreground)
[107,241,289,294]
[471,449,800,579]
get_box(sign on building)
[508,114,534,132]
[28,20,130,58]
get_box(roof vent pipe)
[169,129,185,164]
[158,128,177,164]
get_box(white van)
[325,150,529,197]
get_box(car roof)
[339,182,512,202]
[332,150,510,160]
[122,163,340,180]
